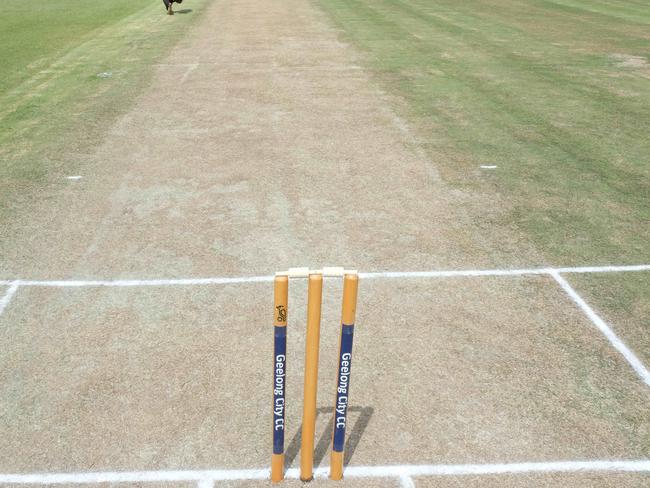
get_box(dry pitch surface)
[0,0,648,487]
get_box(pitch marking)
[1,460,649,484]
[0,282,19,316]
[551,271,650,387]
[1,264,649,288]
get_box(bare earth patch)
[610,54,648,69]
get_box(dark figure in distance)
[163,0,183,15]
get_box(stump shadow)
[284,406,374,469]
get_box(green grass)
[1,0,151,93]
[316,0,650,266]
[0,0,206,217]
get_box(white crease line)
[0,282,19,316]
[361,264,650,279]
[12,276,275,287]
[1,460,649,484]
[551,271,650,387]
[400,474,416,488]
[0,264,648,288]
[340,460,650,477]
[196,479,213,488]
[0,469,269,484]
[360,268,551,279]
[554,264,650,274]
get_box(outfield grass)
[0,0,205,218]
[1,0,152,93]
[316,0,650,266]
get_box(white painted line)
[480,165,498,169]
[0,468,269,484]
[0,282,19,317]
[1,460,649,484]
[359,267,552,279]
[197,479,213,488]
[362,264,650,279]
[551,271,650,387]
[0,264,648,288]
[554,264,650,274]
[65,176,83,180]
[343,460,650,477]
[13,276,275,287]
[400,474,416,488]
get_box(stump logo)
[276,304,287,323]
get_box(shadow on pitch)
[284,406,374,469]
[175,9,192,14]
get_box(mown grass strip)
[316,0,650,265]
[0,0,208,218]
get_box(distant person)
[163,0,183,15]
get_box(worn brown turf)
[1,276,648,483]
[0,0,543,281]
[0,0,647,486]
